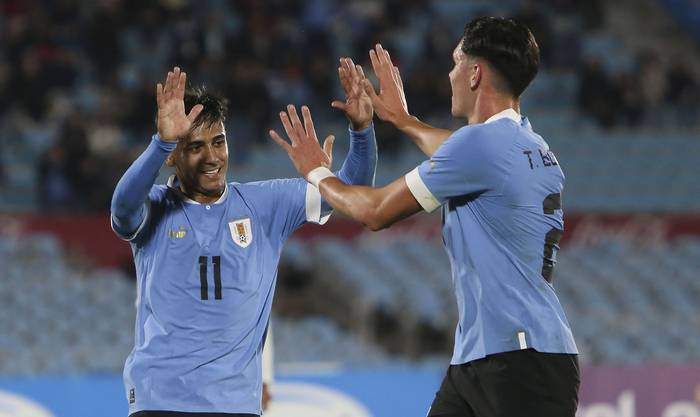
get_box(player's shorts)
[129,412,258,417]
[427,348,580,417]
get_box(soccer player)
[270,17,579,417]
[110,60,376,417]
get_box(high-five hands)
[269,105,335,180]
[331,57,374,130]
[363,44,411,127]
[156,66,203,142]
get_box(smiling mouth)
[201,167,221,177]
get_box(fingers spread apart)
[269,129,292,152]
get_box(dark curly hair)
[183,85,229,130]
[461,17,540,97]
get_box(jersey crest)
[228,218,253,248]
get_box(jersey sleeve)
[111,134,174,242]
[111,185,169,244]
[405,126,507,212]
[249,178,331,240]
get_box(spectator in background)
[1,0,700,213]
[577,58,620,128]
[10,50,50,122]
[666,59,700,128]
[639,53,669,127]
[514,0,554,66]
[37,114,110,211]
[37,144,74,210]
[85,0,124,80]
[616,72,645,127]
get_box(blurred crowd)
[0,0,698,211]
[577,53,700,129]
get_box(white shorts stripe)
[518,331,528,349]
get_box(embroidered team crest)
[228,218,253,248]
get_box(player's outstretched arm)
[270,105,421,231]
[111,67,203,238]
[364,44,452,157]
[330,57,377,187]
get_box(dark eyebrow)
[186,139,205,147]
[186,134,225,146]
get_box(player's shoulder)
[443,122,512,155]
[230,178,302,192]
[228,178,305,201]
[527,129,552,150]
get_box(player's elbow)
[111,200,132,221]
[366,222,388,232]
[362,209,390,232]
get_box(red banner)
[1,213,699,268]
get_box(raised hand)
[331,57,373,130]
[269,105,335,179]
[363,44,410,127]
[156,66,203,142]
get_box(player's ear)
[470,62,481,90]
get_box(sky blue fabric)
[416,116,578,365]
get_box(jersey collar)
[167,175,228,205]
[484,108,521,124]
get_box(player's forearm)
[319,175,421,232]
[318,179,389,231]
[336,123,378,187]
[111,134,174,230]
[395,115,452,157]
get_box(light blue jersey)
[405,109,577,365]
[111,126,376,415]
[119,178,324,414]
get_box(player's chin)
[197,176,226,196]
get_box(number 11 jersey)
[113,175,328,415]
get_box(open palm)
[363,44,410,126]
[156,67,203,142]
[331,58,373,130]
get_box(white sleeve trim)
[110,200,150,242]
[405,167,441,213]
[307,166,336,188]
[305,182,331,225]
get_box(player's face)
[448,43,474,119]
[172,121,228,203]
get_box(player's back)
[482,119,566,284]
[433,114,577,365]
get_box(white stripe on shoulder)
[305,182,331,225]
[405,167,441,213]
[110,200,150,242]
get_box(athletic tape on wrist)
[307,167,335,188]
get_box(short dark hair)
[461,17,539,97]
[184,86,229,130]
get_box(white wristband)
[307,166,336,188]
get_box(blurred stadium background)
[1,0,699,416]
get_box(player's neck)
[179,185,225,204]
[468,92,519,125]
